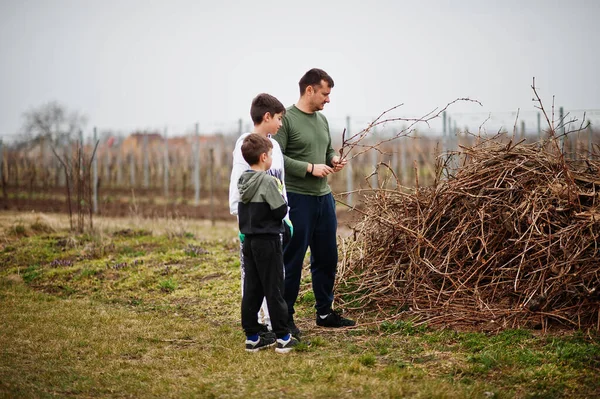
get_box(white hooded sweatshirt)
[228,133,288,216]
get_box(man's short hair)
[250,93,285,125]
[241,133,273,166]
[299,68,334,96]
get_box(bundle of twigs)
[338,137,600,330]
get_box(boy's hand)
[283,218,293,248]
[331,156,347,172]
[284,218,293,237]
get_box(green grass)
[1,213,599,398]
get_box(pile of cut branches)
[337,137,600,330]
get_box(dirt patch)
[0,190,362,228]
[0,195,231,220]
[3,274,24,284]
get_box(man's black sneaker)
[316,310,356,328]
[258,323,276,340]
[245,336,276,352]
[275,335,300,354]
[289,319,302,340]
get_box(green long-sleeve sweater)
[273,105,337,196]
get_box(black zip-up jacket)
[237,170,287,236]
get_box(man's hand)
[310,163,334,177]
[331,156,347,172]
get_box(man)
[274,68,356,338]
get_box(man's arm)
[275,118,334,178]
[274,118,312,178]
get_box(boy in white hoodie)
[228,93,292,334]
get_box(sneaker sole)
[245,342,276,352]
[315,323,357,328]
[275,346,294,354]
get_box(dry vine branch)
[50,144,74,230]
[338,98,482,162]
[50,139,99,232]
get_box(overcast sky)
[1,0,599,139]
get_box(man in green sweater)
[274,68,355,339]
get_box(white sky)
[1,0,599,139]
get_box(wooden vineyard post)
[537,112,542,142]
[442,111,448,180]
[400,134,408,187]
[105,136,111,188]
[164,127,169,199]
[588,123,593,160]
[116,141,122,187]
[370,125,378,188]
[209,147,215,226]
[92,127,98,214]
[129,152,135,188]
[0,138,4,199]
[143,133,149,189]
[194,123,200,205]
[559,106,565,154]
[345,116,353,206]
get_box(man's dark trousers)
[284,192,338,318]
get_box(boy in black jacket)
[238,134,299,353]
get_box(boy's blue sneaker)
[245,335,276,352]
[275,334,300,354]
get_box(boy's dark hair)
[299,68,334,96]
[250,93,285,125]
[241,133,273,166]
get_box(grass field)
[1,212,599,398]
